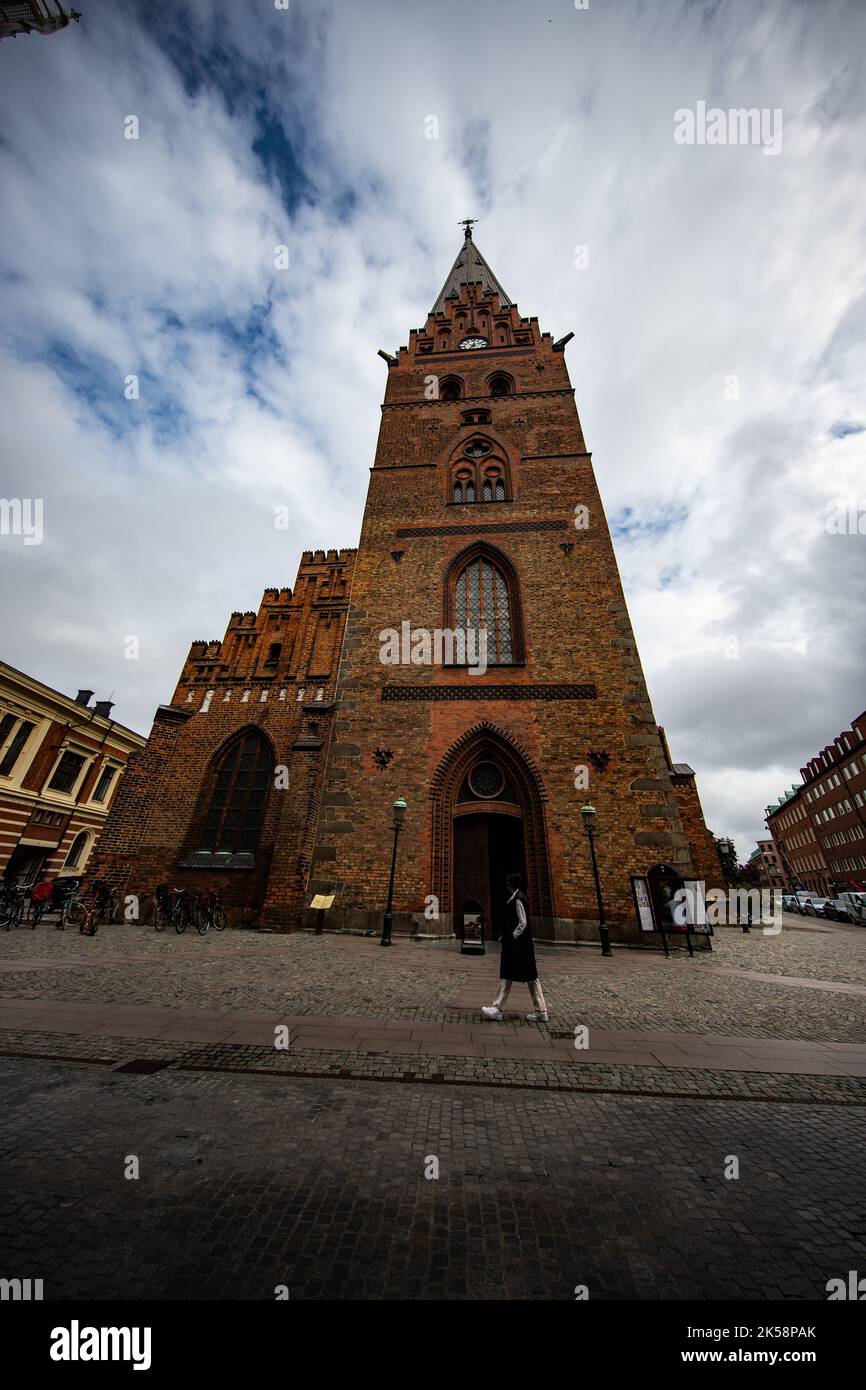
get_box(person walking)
[481,873,549,1023]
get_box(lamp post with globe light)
[380,797,407,947]
[580,803,613,958]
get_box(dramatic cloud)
[1,0,864,860]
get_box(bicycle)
[153,884,171,932]
[60,887,85,931]
[89,883,116,928]
[28,896,51,927]
[61,882,116,935]
[54,877,80,930]
[152,886,195,933]
[0,885,27,931]
[170,888,197,935]
[194,890,227,934]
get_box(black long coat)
[499,890,538,983]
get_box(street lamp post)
[580,803,613,958]
[380,797,407,947]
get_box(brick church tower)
[307,225,720,942]
[86,224,720,939]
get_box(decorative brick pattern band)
[395,519,568,538]
[382,683,597,702]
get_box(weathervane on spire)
[459,218,478,239]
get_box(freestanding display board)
[461,910,485,954]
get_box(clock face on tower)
[458,336,488,350]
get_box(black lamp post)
[580,803,613,958]
[380,796,407,947]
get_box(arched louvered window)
[440,376,463,400]
[454,557,514,664]
[495,479,505,501]
[466,481,475,502]
[482,479,493,502]
[198,730,272,856]
[453,480,463,503]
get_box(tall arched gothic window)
[197,730,272,856]
[453,556,515,664]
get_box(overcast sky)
[1,0,864,861]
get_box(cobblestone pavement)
[2,916,865,1042]
[1,1055,863,1301]
[1,1026,863,1103]
[691,918,866,985]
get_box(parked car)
[798,896,832,917]
[781,894,802,914]
[826,891,866,925]
[821,899,849,921]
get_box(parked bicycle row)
[152,886,227,934]
[0,878,227,936]
[0,877,116,935]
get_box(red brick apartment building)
[86,227,722,940]
[0,661,144,886]
[766,710,866,895]
[751,839,788,891]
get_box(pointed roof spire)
[431,221,512,315]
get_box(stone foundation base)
[291,906,711,951]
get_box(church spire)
[431,223,512,315]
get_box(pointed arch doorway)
[454,807,524,941]
[429,725,553,938]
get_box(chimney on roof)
[94,700,114,719]
[75,689,94,707]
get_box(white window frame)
[62,828,94,872]
[0,715,47,789]
[88,759,122,807]
[43,742,93,803]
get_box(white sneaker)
[481,1005,504,1021]
[526,1011,549,1023]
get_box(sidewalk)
[2,995,865,1076]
